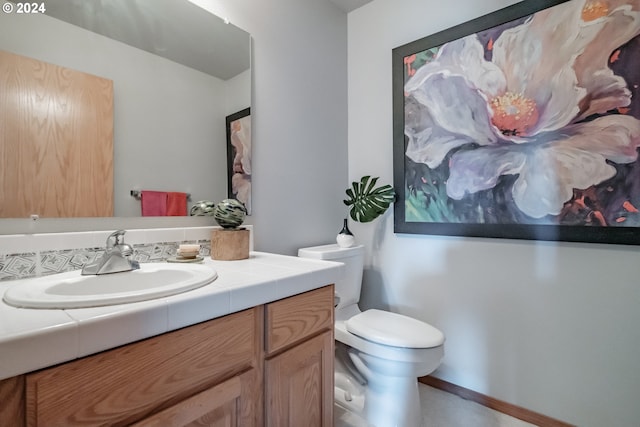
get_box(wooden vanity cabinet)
[0,284,334,427]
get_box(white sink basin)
[3,263,217,309]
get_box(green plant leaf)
[343,176,396,223]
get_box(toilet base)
[335,343,426,427]
[334,378,422,427]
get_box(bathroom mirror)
[0,0,251,219]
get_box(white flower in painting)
[404,0,640,219]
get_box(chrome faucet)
[81,230,140,275]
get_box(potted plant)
[338,176,395,247]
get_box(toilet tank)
[298,244,364,309]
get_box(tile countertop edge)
[0,251,344,381]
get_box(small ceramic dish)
[167,255,204,263]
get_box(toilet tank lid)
[346,309,445,348]
[298,244,364,260]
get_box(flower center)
[582,1,609,21]
[490,92,539,136]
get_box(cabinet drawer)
[25,307,261,427]
[265,285,334,356]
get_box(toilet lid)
[346,309,444,348]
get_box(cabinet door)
[265,330,333,427]
[132,369,259,427]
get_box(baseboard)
[419,376,574,427]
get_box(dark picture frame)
[225,107,252,214]
[392,0,640,244]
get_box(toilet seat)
[336,320,442,364]
[346,309,444,348]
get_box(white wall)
[225,68,251,115]
[348,1,640,426]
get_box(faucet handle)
[106,230,127,249]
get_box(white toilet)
[298,244,445,427]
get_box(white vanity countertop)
[0,252,343,381]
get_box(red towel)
[141,191,167,216]
[167,192,188,216]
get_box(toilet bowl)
[298,244,445,427]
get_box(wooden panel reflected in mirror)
[0,50,113,218]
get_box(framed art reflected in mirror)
[392,0,640,245]
[226,108,252,215]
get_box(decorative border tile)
[0,253,38,281]
[132,243,177,263]
[41,249,104,277]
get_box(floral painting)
[226,108,252,214]
[392,0,640,244]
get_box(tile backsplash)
[0,226,248,282]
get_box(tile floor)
[335,383,538,427]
